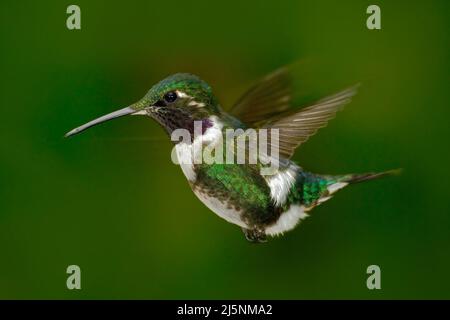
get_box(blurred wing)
[229,67,293,127]
[264,85,359,159]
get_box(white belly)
[193,189,248,228]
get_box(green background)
[1,0,449,299]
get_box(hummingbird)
[66,67,398,242]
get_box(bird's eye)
[164,91,178,103]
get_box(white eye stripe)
[175,91,190,98]
[188,101,205,107]
[174,91,205,107]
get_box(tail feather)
[338,169,402,185]
[321,169,401,197]
[298,169,401,207]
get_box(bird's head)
[65,73,222,138]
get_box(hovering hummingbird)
[66,67,398,242]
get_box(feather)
[229,67,293,127]
[263,84,360,159]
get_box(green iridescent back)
[283,172,343,211]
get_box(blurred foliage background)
[0,0,449,299]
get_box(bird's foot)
[242,228,267,243]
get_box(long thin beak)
[65,106,137,138]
